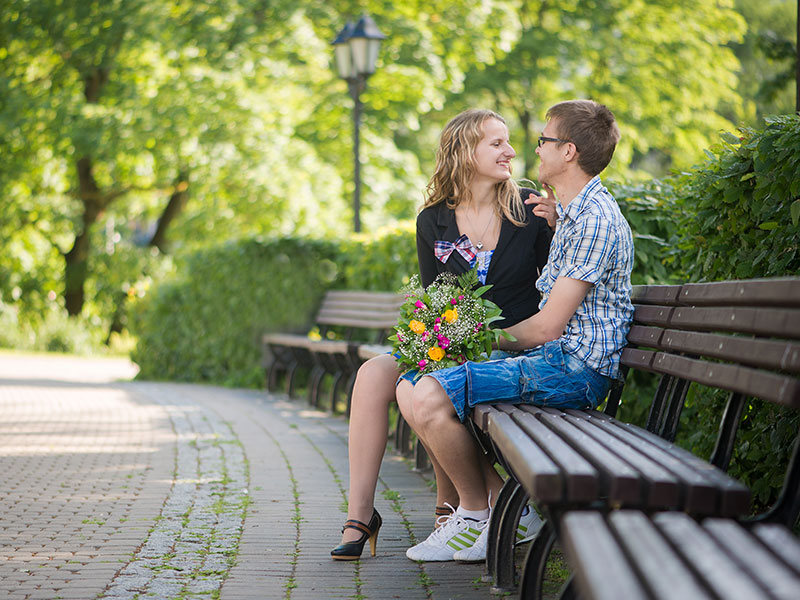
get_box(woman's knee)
[352,354,399,404]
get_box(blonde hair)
[423,109,526,226]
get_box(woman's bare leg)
[341,354,399,543]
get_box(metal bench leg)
[308,365,325,407]
[344,371,358,418]
[495,484,528,592]
[286,361,300,397]
[487,478,518,584]
[518,519,555,600]
[329,371,344,413]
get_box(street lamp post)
[332,15,386,233]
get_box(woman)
[331,109,555,560]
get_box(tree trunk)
[519,109,533,180]
[149,172,189,254]
[64,156,104,316]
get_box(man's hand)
[500,277,592,350]
[524,187,557,229]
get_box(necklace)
[462,207,495,250]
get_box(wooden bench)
[262,290,404,414]
[469,277,800,599]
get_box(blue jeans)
[425,340,611,422]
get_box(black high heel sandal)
[330,509,382,561]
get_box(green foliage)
[334,222,417,291]
[0,302,104,355]
[130,224,417,386]
[130,237,338,386]
[667,114,800,280]
[619,115,800,514]
[608,180,678,285]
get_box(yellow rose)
[443,308,458,323]
[427,346,445,361]
[409,320,426,334]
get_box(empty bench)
[263,290,404,413]
[470,277,800,599]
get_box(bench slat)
[567,411,737,515]
[631,305,675,327]
[499,406,599,503]
[525,407,643,506]
[679,279,800,308]
[702,518,800,600]
[652,512,768,600]
[652,353,800,408]
[557,410,682,509]
[560,512,651,600]
[486,411,564,504]
[670,306,800,339]
[609,511,714,599]
[620,348,656,371]
[324,290,406,304]
[660,329,800,373]
[626,325,665,348]
[752,523,800,575]
[631,284,682,306]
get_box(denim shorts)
[424,340,611,422]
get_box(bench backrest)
[315,290,405,341]
[613,277,800,525]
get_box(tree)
[455,0,747,180]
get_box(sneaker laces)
[427,504,471,543]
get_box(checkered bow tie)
[434,234,476,264]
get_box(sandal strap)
[341,519,372,536]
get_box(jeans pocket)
[519,343,567,400]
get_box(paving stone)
[0,353,505,600]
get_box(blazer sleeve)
[416,210,439,287]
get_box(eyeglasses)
[537,135,576,150]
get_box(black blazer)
[415,188,552,328]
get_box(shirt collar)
[561,176,603,222]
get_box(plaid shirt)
[536,176,634,378]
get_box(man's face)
[536,118,567,186]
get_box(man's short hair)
[546,100,620,176]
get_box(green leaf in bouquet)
[473,284,492,298]
[484,314,505,325]
[483,337,493,356]
[498,329,517,342]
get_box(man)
[396,99,634,562]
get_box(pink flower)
[458,295,464,301]
[434,317,441,324]
[433,324,440,332]
[422,331,430,341]
[397,334,404,342]
[418,359,428,369]
[415,300,425,309]
[450,298,458,305]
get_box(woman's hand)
[525,186,557,229]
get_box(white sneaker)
[516,505,544,544]
[453,505,543,563]
[406,511,488,562]
[452,521,489,562]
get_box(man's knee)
[412,377,453,425]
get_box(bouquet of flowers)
[389,268,515,379]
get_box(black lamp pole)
[332,15,386,233]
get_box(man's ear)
[563,142,579,163]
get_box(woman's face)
[472,118,515,184]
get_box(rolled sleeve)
[561,216,612,285]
